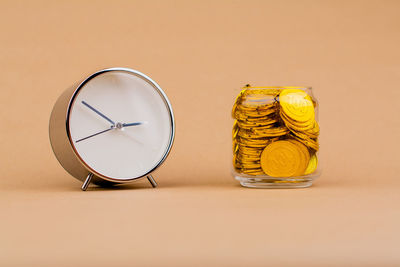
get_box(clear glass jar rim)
[242,85,313,90]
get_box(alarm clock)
[49,68,175,191]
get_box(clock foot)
[146,174,157,188]
[81,173,93,191]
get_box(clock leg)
[146,174,157,188]
[81,173,93,191]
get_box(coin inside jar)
[260,140,309,177]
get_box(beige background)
[1,0,400,266]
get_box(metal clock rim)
[65,67,176,183]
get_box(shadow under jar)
[232,86,321,188]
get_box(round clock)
[49,68,175,191]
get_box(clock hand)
[81,101,115,125]
[76,121,146,143]
[122,122,147,127]
[75,126,113,143]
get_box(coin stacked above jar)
[232,86,319,178]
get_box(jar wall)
[232,86,321,188]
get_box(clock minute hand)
[75,127,113,143]
[82,101,115,125]
[122,122,147,127]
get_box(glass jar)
[231,86,321,188]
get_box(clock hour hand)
[75,126,113,143]
[81,101,115,126]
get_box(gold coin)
[240,165,262,170]
[237,138,273,148]
[233,142,239,154]
[238,148,262,153]
[233,108,276,120]
[238,126,289,138]
[260,140,309,177]
[284,123,319,140]
[241,98,276,110]
[241,172,264,175]
[280,111,315,131]
[290,133,319,151]
[231,102,238,118]
[237,98,276,107]
[303,121,320,138]
[232,126,239,140]
[237,156,262,162]
[238,113,277,120]
[240,166,263,170]
[232,120,238,129]
[238,144,263,149]
[279,89,315,123]
[241,88,281,98]
[251,125,287,133]
[237,154,262,159]
[289,139,310,166]
[304,154,318,175]
[240,168,261,172]
[240,161,261,166]
[238,137,269,144]
[236,119,276,129]
[237,147,262,153]
[237,154,262,160]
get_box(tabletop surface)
[1,1,399,266]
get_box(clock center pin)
[115,122,124,130]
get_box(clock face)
[68,69,174,180]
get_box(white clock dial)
[68,70,173,180]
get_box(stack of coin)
[278,89,320,152]
[232,86,319,177]
[232,88,284,175]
